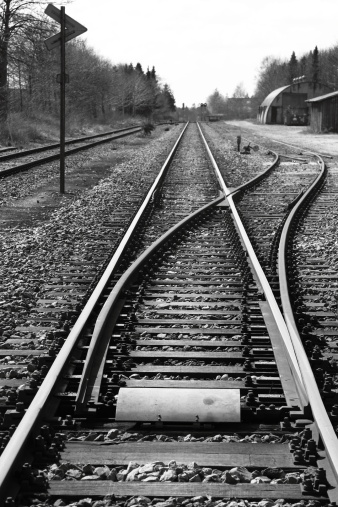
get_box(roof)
[260,85,291,108]
[306,90,338,103]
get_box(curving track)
[0,123,338,506]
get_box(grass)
[0,112,59,147]
[0,111,144,148]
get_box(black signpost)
[44,4,87,193]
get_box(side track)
[0,123,337,507]
[0,126,142,177]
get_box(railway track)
[0,125,142,178]
[1,123,338,506]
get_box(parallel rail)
[279,158,338,500]
[0,125,141,161]
[0,122,188,500]
[197,123,308,406]
[1,121,337,503]
[0,125,142,177]
[218,121,338,498]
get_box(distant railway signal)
[44,4,87,194]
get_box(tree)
[299,55,308,79]
[288,51,298,83]
[135,62,143,74]
[0,0,50,120]
[232,82,249,98]
[207,89,226,114]
[254,56,288,104]
[312,46,320,85]
[161,84,176,112]
[0,1,177,128]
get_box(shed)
[258,82,332,125]
[306,90,338,132]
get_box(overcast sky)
[67,0,338,107]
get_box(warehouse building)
[258,81,332,125]
[306,90,338,132]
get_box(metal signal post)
[44,4,87,194]
[60,6,66,193]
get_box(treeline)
[207,83,254,120]
[207,44,338,119]
[254,46,324,105]
[0,0,176,125]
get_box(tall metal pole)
[60,6,66,193]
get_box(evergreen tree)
[312,46,320,84]
[126,63,134,74]
[288,51,298,83]
[135,62,143,74]
[162,84,176,111]
[299,55,308,79]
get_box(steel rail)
[0,127,143,178]
[0,122,189,499]
[197,122,309,408]
[278,159,338,495]
[239,136,309,163]
[75,195,224,411]
[0,125,141,162]
[198,125,279,195]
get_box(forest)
[207,44,338,120]
[0,0,176,143]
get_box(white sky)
[66,0,338,107]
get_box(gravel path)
[225,120,338,158]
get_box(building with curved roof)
[258,81,332,125]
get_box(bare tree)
[254,56,288,104]
[0,0,51,120]
[232,82,249,98]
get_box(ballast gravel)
[0,126,183,349]
[18,498,328,507]
[45,461,306,484]
[199,124,276,188]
